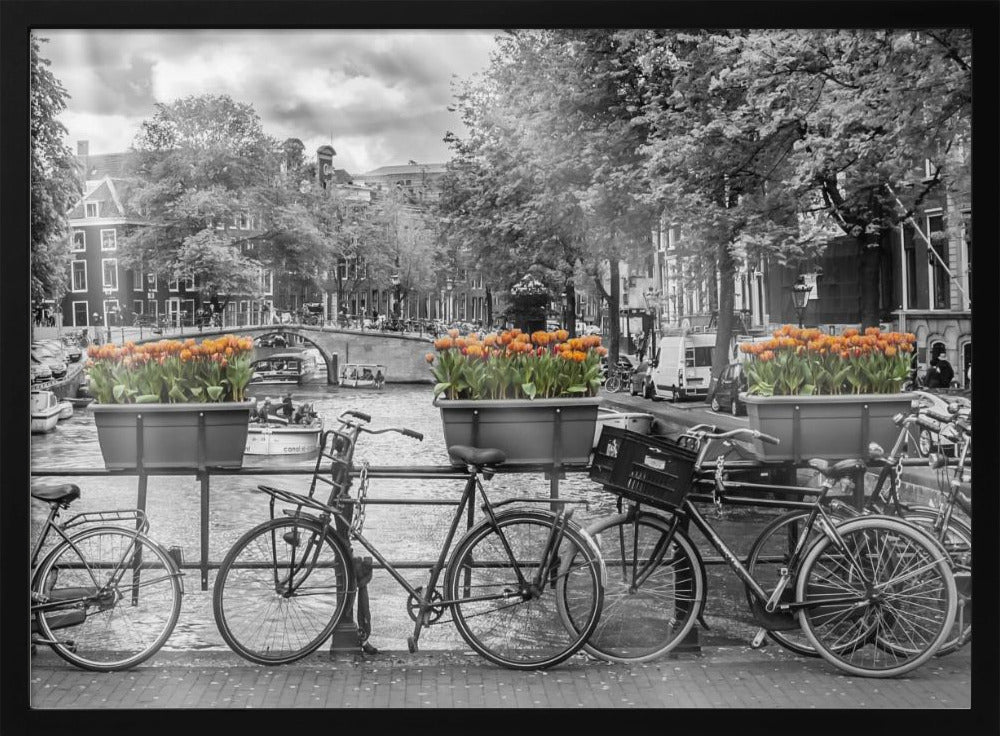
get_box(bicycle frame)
[263,412,576,642]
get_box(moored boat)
[249,352,318,386]
[31,390,62,434]
[244,397,323,455]
[57,401,74,420]
[339,363,386,389]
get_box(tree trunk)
[564,281,577,337]
[857,235,881,329]
[608,259,621,366]
[708,244,736,402]
[485,285,493,328]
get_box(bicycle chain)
[351,461,371,535]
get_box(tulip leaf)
[433,381,452,397]
[521,382,537,399]
[112,384,126,402]
[136,394,161,404]
[206,385,224,401]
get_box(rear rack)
[63,509,149,534]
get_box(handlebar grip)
[754,431,780,446]
[402,428,424,441]
[347,410,371,423]
[916,414,943,433]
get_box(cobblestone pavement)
[29,644,971,710]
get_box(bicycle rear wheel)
[33,526,182,672]
[900,509,971,655]
[213,518,352,665]
[605,374,622,393]
[797,517,956,678]
[445,509,604,670]
[574,511,703,663]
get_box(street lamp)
[643,288,660,358]
[102,286,114,344]
[390,273,402,320]
[445,277,454,324]
[791,275,813,328]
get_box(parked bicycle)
[745,394,972,658]
[30,483,183,671]
[575,425,957,677]
[212,409,605,670]
[603,366,633,393]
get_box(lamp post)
[102,286,114,344]
[791,275,813,328]
[643,288,660,359]
[390,273,402,321]
[445,277,454,324]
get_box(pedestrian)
[281,392,294,421]
[930,355,954,388]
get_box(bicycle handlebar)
[402,428,424,441]
[685,426,780,445]
[341,410,371,423]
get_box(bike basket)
[590,426,698,510]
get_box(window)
[962,211,972,306]
[133,268,143,291]
[71,261,87,292]
[72,301,89,327]
[685,346,714,368]
[100,229,117,251]
[168,278,179,292]
[85,202,99,218]
[133,300,144,315]
[184,275,196,291]
[259,269,272,295]
[102,259,118,290]
[925,213,949,310]
[146,273,158,291]
[240,212,250,230]
[72,231,86,252]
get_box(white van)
[645,332,718,401]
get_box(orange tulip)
[425,353,435,363]
[555,329,569,342]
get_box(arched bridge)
[136,324,434,384]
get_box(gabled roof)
[68,176,140,221]
[360,163,446,178]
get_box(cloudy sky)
[40,30,499,175]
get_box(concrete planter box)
[742,393,914,462]
[92,402,252,470]
[434,396,602,467]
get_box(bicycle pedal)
[750,628,769,649]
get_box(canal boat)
[339,363,386,389]
[245,398,323,455]
[67,396,94,408]
[249,352,317,386]
[31,390,62,434]
[57,401,74,420]
[32,361,86,401]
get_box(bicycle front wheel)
[605,374,622,393]
[796,517,957,678]
[445,510,604,670]
[575,511,703,663]
[33,526,182,672]
[213,518,353,665]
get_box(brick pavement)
[29,644,971,710]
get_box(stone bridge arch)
[138,323,434,384]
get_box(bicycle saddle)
[806,458,866,480]
[447,445,507,468]
[30,483,80,505]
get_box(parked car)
[37,338,80,363]
[31,354,52,383]
[31,344,67,379]
[629,360,651,396]
[710,361,748,415]
[56,337,83,362]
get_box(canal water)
[31,381,779,653]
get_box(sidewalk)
[30,644,971,709]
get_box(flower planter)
[434,396,602,467]
[742,393,915,462]
[92,402,252,470]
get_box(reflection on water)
[31,382,777,652]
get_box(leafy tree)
[30,35,82,308]
[122,94,281,308]
[440,30,656,362]
[726,29,972,326]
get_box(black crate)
[591,427,699,510]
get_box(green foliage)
[30,35,83,304]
